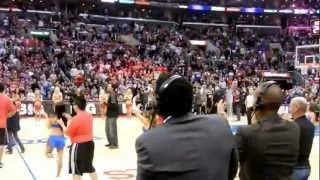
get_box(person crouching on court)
[46,113,66,177]
[57,96,98,180]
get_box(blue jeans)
[7,131,25,152]
[106,117,118,146]
[292,167,310,180]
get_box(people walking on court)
[0,83,17,168]
[46,113,66,177]
[58,95,98,180]
[105,84,119,149]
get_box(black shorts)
[0,128,8,145]
[69,141,95,176]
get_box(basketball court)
[0,117,319,180]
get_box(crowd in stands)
[0,10,319,121]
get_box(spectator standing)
[226,87,233,118]
[0,83,16,168]
[136,73,238,180]
[58,96,98,180]
[236,82,300,180]
[290,97,315,180]
[6,101,24,154]
[105,84,119,149]
[245,87,255,125]
[306,103,319,124]
[233,88,241,121]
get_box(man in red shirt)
[58,96,97,180]
[0,83,16,168]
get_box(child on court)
[46,113,66,177]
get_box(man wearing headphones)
[135,73,238,180]
[236,81,300,180]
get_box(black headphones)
[253,81,279,111]
[155,74,182,118]
[158,75,182,96]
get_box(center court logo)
[104,169,136,179]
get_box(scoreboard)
[313,20,320,35]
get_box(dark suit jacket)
[236,114,300,180]
[136,113,238,180]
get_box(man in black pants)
[105,85,119,149]
[290,97,315,180]
[6,109,25,154]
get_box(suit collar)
[261,113,282,123]
[165,113,197,124]
[295,115,307,122]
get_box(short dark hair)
[156,73,193,118]
[73,95,87,111]
[0,83,5,93]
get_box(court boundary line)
[15,146,37,180]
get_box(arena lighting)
[27,10,55,14]
[183,22,228,27]
[289,26,312,30]
[294,9,309,15]
[100,0,117,3]
[178,5,188,9]
[279,9,293,14]
[236,24,281,29]
[211,6,225,12]
[0,7,22,12]
[189,40,207,46]
[135,0,150,5]
[30,31,50,36]
[264,9,278,13]
[241,7,264,13]
[0,8,10,11]
[226,7,240,12]
[119,0,134,4]
[188,5,210,11]
[309,9,315,14]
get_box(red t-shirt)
[67,111,94,143]
[0,94,15,128]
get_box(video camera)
[261,71,293,90]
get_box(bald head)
[290,97,308,119]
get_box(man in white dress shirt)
[245,87,255,125]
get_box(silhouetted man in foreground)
[236,81,300,180]
[136,73,238,180]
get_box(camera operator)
[136,73,237,180]
[236,81,300,180]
